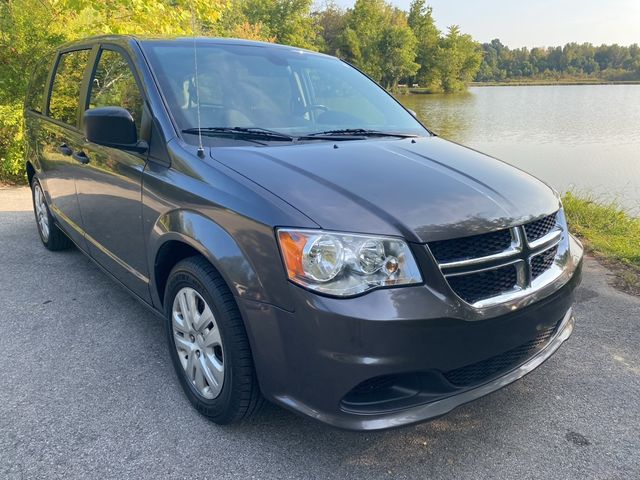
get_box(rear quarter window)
[48,49,91,126]
[25,59,51,113]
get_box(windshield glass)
[142,42,427,142]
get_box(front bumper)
[239,236,583,431]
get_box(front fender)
[148,208,292,311]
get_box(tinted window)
[143,43,426,140]
[26,59,51,113]
[89,49,143,134]
[49,49,91,126]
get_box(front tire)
[31,178,73,251]
[164,256,263,424]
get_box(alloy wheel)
[171,287,225,399]
[34,183,50,242]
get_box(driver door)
[74,45,151,302]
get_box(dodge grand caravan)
[23,36,583,430]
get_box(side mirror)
[84,107,148,153]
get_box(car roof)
[56,35,326,56]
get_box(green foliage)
[338,0,419,89]
[0,0,230,183]
[0,104,25,183]
[377,20,419,90]
[435,25,483,92]
[231,0,319,49]
[477,40,640,82]
[407,0,440,89]
[333,0,482,92]
[0,0,231,102]
[563,192,640,269]
[313,1,347,55]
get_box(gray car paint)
[24,35,584,430]
[208,136,561,242]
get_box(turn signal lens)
[278,230,307,279]
[277,229,422,297]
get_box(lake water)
[396,85,640,215]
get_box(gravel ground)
[1,186,639,479]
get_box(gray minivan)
[24,36,583,430]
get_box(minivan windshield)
[142,42,428,143]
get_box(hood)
[209,136,560,243]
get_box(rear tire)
[31,178,73,251]
[164,256,263,424]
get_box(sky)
[330,0,640,48]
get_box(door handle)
[58,143,72,156]
[72,151,90,165]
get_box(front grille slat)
[531,245,559,279]
[429,229,512,264]
[446,264,519,304]
[428,210,562,305]
[443,320,561,387]
[524,213,558,243]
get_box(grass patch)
[562,192,640,294]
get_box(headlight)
[277,229,422,296]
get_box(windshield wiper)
[182,127,417,144]
[182,127,294,142]
[300,128,418,139]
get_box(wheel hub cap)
[171,287,224,399]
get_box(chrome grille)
[429,229,512,264]
[428,211,564,307]
[525,213,558,243]
[446,264,519,304]
[531,245,559,280]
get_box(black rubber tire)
[31,178,73,251]
[164,256,264,424]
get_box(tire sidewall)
[164,264,237,419]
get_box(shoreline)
[400,80,640,94]
[470,80,640,87]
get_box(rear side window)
[89,49,143,134]
[25,60,51,113]
[48,49,91,126]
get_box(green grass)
[562,192,640,292]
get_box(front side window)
[48,49,91,126]
[89,49,143,134]
[142,42,426,142]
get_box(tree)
[339,0,418,89]
[0,0,227,181]
[232,0,320,50]
[474,40,640,82]
[437,25,482,92]
[313,1,347,55]
[0,0,227,103]
[378,13,419,89]
[407,0,440,88]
